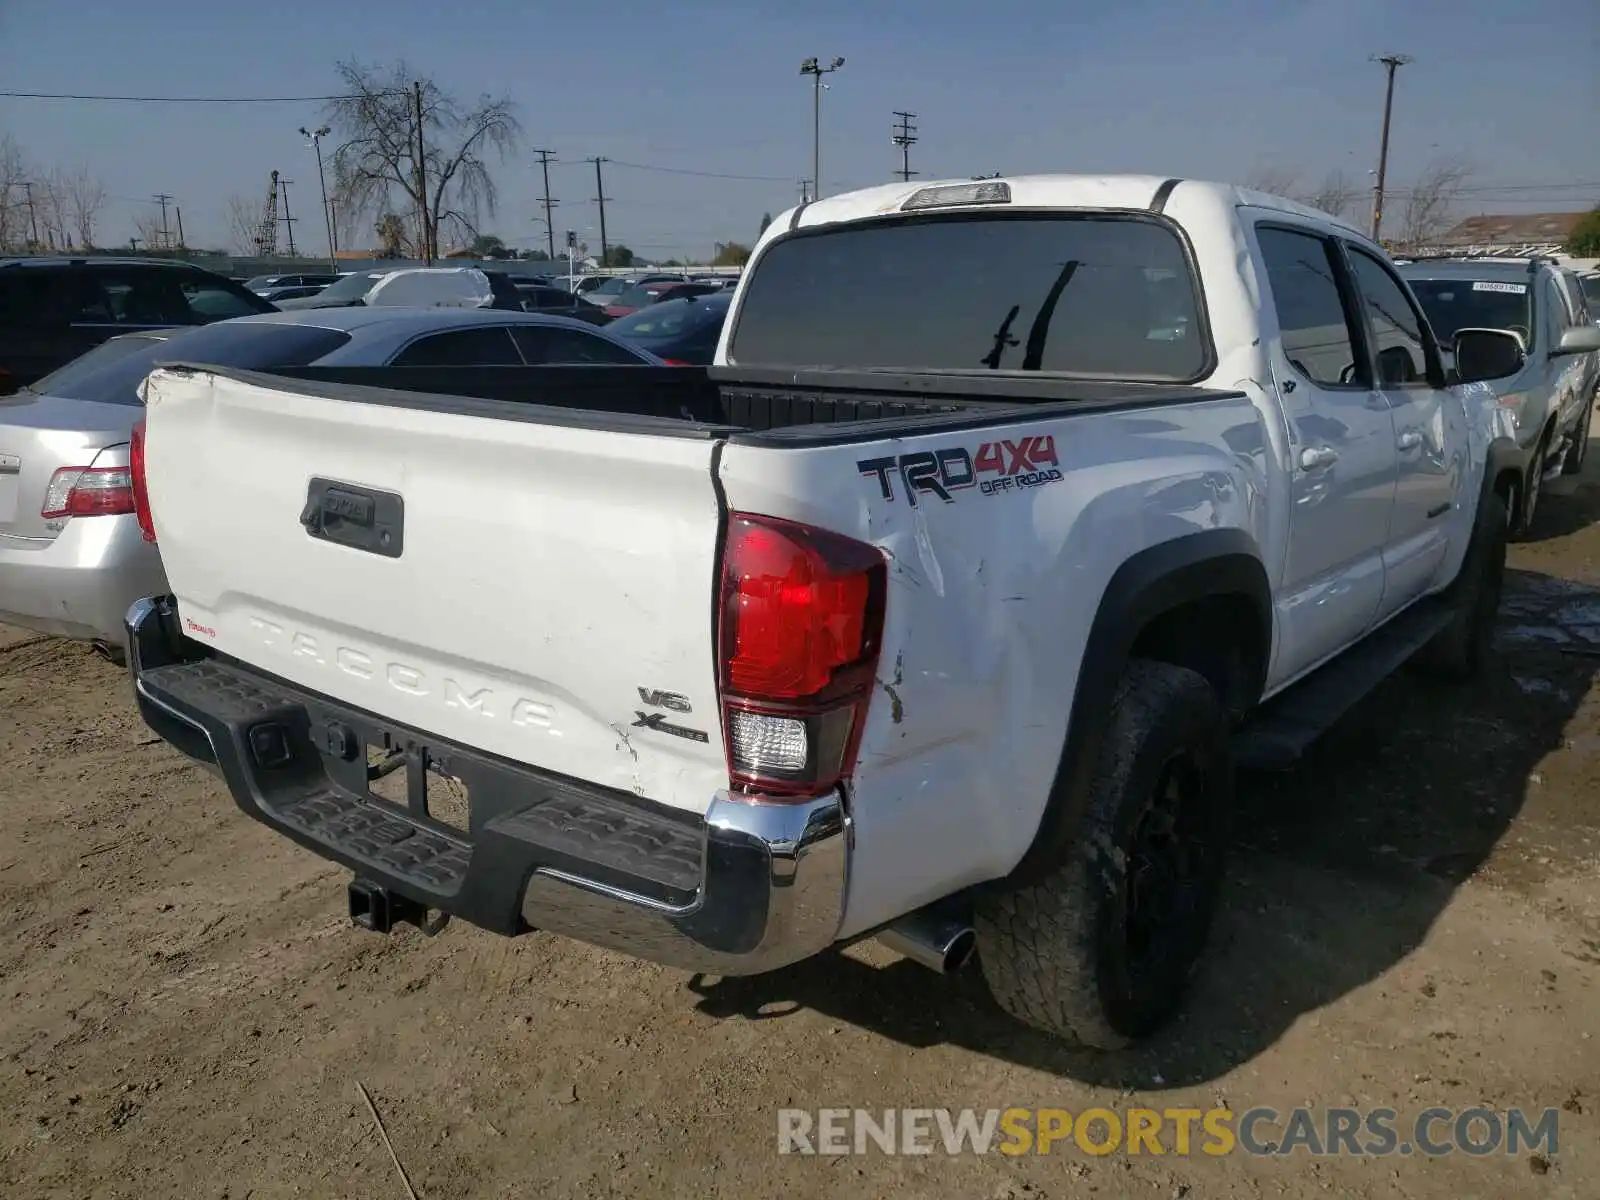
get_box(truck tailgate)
[140,366,729,814]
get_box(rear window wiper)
[1021,260,1080,372]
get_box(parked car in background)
[515,283,613,325]
[0,306,662,655]
[0,257,277,394]
[582,273,688,309]
[552,274,609,297]
[603,280,721,318]
[244,273,341,295]
[365,267,529,311]
[273,269,395,310]
[1400,257,1600,534]
[256,283,330,303]
[606,289,732,363]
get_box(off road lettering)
[858,434,1062,505]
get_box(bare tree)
[1397,158,1473,248]
[1241,163,1302,197]
[132,212,167,252]
[32,170,73,250]
[57,166,108,249]
[0,133,32,251]
[1302,170,1360,220]
[324,60,521,262]
[225,194,267,255]
[330,194,363,253]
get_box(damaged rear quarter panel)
[718,397,1268,937]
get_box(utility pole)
[799,56,845,200]
[152,193,173,250]
[1369,53,1413,243]
[301,125,337,270]
[892,111,919,183]
[21,181,40,249]
[413,80,432,264]
[590,157,610,267]
[175,206,186,251]
[278,178,299,256]
[798,179,811,204]
[534,148,558,263]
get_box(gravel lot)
[3,450,1598,1199]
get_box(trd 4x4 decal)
[857,435,1063,506]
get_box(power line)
[590,157,611,267]
[1368,52,1413,241]
[892,111,919,183]
[152,193,173,249]
[593,158,793,182]
[277,178,298,256]
[0,89,391,103]
[533,148,558,263]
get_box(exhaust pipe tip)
[91,639,127,667]
[878,909,977,975]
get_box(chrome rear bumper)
[126,595,848,975]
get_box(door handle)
[1299,445,1339,471]
[1397,430,1423,451]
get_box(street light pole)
[799,56,845,200]
[300,125,337,273]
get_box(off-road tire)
[974,660,1233,1049]
[1561,389,1594,476]
[1414,493,1508,683]
[1511,426,1552,542]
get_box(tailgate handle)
[300,477,405,559]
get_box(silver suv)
[1400,257,1600,537]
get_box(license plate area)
[364,735,471,834]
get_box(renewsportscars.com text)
[777,1106,1561,1158]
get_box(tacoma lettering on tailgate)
[244,616,557,730]
[857,435,1063,506]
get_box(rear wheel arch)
[1004,528,1270,889]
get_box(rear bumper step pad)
[125,595,848,975]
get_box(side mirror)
[1453,328,1526,385]
[1553,324,1600,356]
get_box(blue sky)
[1,0,1595,259]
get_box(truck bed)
[246,362,1242,442]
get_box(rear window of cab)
[728,213,1209,380]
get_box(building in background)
[1420,211,1588,257]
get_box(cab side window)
[1255,226,1366,388]
[1345,248,1431,388]
[1544,275,1574,347]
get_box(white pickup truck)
[125,175,1523,1049]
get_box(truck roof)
[779,173,1369,241]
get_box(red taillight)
[130,418,156,542]
[41,464,136,519]
[660,358,691,367]
[718,513,886,798]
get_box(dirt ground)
[3,456,1599,1200]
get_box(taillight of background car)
[40,462,136,519]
